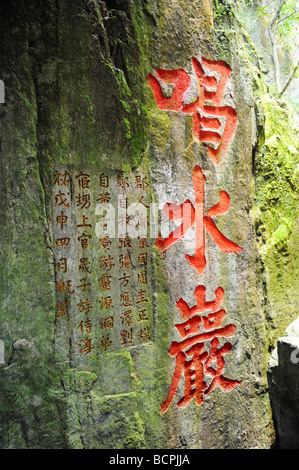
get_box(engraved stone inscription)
[52,166,153,364]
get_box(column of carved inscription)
[97,173,114,352]
[75,172,94,356]
[147,58,241,411]
[117,176,133,347]
[54,170,72,319]
[135,174,151,344]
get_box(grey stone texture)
[0,0,298,449]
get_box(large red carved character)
[155,165,244,275]
[160,285,241,413]
[147,57,237,165]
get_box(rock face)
[0,0,298,449]
[268,319,299,449]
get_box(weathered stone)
[0,0,298,449]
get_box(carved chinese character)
[99,316,114,330]
[147,58,237,165]
[99,173,109,188]
[56,211,68,230]
[120,291,133,307]
[75,193,91,210]
[77,277,91,292]
[57,258,67,273]
[116,174,129,190]
[118,194,127,209]
[96,192,111,204]
[160,285,240,413]
[138,252,148,266]
[135,175,149,190]
[120,310,133,327]
[136,289,148,305]
[120,328,133,346]
[119,273,130,287]
[54,190,70,208]
[119,253,131,269]
[134,212,148,233]
[77,215,92,228]
[138,237,148,249]
[78,233,92,250]
[138,326,151,342]
[77,298,93,314]
[101,333,112,351]
[75,172,90,189]
[55,237,70,247]
[137,270,147,285]
[155,165,243,275]
[79,257,91,274]
[97,235,112,251]
[98,274,112,291]
[119,234,131,249]
[99,296,113,310]
[118,214,132,234]
[138,309,149,322]
[98,255,114,271]
[78,318,92,334]
[57,280,74,295]
[56,300,70,318]
[78,337,94,355]
[54,171,70,187]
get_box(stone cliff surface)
[0,0,298,449]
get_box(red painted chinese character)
[57,257,67,273]
[57,280,74,295]
[78,337,94,355]
[98,255,114,271]
[54,190,70,208]
[56,211,68,230]
[99,173,109,188]
[101,333,112,351]
[99,296,113,310]
[99,317,114,330]
[119,253,131,269]
[97,192,111,204]
[160,285,240,413]
[75,193,91,210]
[79,257,91,274]
[78,318,92,334]
[55,237,70,247]
[155,165,243,275]
[78,233,92,250]
[98,274,112,291]
[147,57,237,165]
[56,300,70,318]
[75,172,90,189]
[138,326,151,343]
[120,310,133,327]
[120,328,133,346]
[98,235,112,251]
[54,171,70,187]
[77,277,91,292]
[116,174,129,190]
[77,298,93,314]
